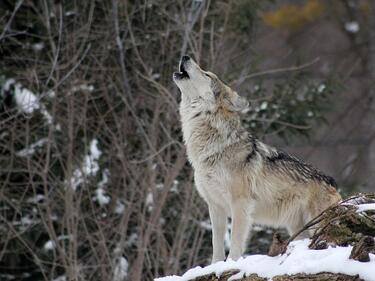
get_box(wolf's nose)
[181,55,190,64]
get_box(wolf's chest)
[194,166,234,207]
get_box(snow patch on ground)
[156,239,375,281]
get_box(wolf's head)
[173,56,248,113]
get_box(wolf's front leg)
[208,204,227,263]
[228,199,253,260]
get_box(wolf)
[173,56,341,263]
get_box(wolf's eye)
[204,73,211,78]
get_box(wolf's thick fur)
[173,56,341,262]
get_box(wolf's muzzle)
[180,55,190,70]
[173,55,190,80]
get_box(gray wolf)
[173,56,341,262]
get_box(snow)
[199,220,231,250]
[317,83,326,93]
[16,138,48,157]
[12,215,40,231]
[152,73,161,80]
[83,139,102,175]
[171,180,180,193]
[199,220,212,230]
[43,235,70,251]
[145,192,154,212]
[342,196,375,207]
[125,233,138,247]
[26,194,45,204]
[69,169,84,191]
[93,169,111,206]
[260,101,268,110]
[98,169,109,188]
[156,239,375,281]
[3,79,58,128]
[356,203,375,213]
[32,42,45,51]
[3,78,15,91]
[115,200,125,214]
[14,83,40,113]
[113,257,128,281]
[68,138,102,190]
[0,274,15,280]
[345,21,359,33]
[71,84,94,93]
[40,107,54,125]
[65,11,76,16]
[45,89,56,98]
[94,188,110,206]
[43,240,56,250]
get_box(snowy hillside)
[156,239,375,281]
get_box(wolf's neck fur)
[180,99,248,166]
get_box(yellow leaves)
[262,0,323,31]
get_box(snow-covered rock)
[156,239,375,281]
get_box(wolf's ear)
[229,94,249,112]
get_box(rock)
[272,272,363,281]
[312,239,328,250]
[189,271,363,281]
[191,270,266,281]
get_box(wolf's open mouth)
[177,61,189,79]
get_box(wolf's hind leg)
[227,199,253,261]
[209,204,227,263]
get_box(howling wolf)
[173,56,341,262]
